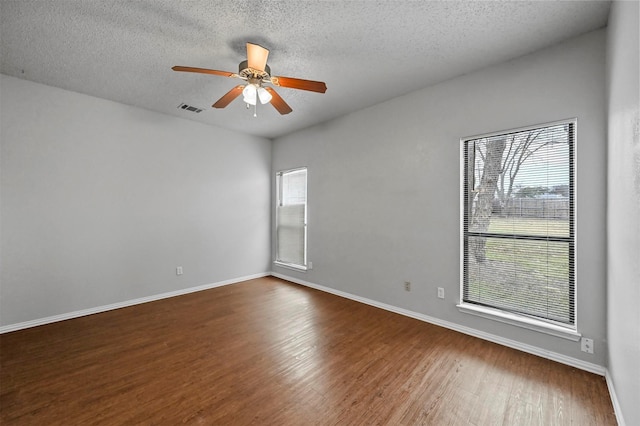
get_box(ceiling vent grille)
[177,103,204,113]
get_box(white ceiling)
[0,1,611,139]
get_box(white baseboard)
[605,369,627,426]
[271,272,606,376]
[0,272,270,334]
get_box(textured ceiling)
[0,1,611,139]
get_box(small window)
[275,168,307,270]
[461,120,575,330]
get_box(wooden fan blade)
[246,43,269,72]
[212,85,244,108]
[265,87,292,115]
[172,66,236,78]
[271,76,327,93]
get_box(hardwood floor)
[1,277,616,425]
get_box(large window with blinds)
[275,168,307,270]
[461,120,575,332]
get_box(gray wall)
[273,30,607,366]
[1,75,272,327]
[607,1,640,424]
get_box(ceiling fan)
[172,43,327,116]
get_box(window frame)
[457,119,580,341]
[274,167,308,271]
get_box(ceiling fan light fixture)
[257,87,272,104]
[242,84,257,105]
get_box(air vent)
[177,103,204,113]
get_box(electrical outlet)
[404,281,411,292]
[437,287,445,299]
[176,266,183,276]
[581,337,594,354]
[308,261,313,270]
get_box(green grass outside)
[467,217,572,322]
[487,216,569,237]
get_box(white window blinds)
[462,121,575,326]
[276,168,307,268]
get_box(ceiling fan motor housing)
[238,60,271,81]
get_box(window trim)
[456,302,581,341]
[458,118,578,338]
[273,260,308,272]
[274,167,308,271]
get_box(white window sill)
[273,261,308,272]
[457,303,581,341]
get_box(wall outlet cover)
[580,337,594,354]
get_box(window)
[275,168,307,270]
[460,120,576,335]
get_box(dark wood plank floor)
[0,276,616,425]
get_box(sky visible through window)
[473,124,570,193]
